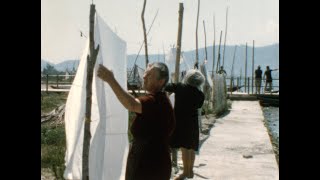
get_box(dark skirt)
[125,139,172,180]
[170,117,199,151]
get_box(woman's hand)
[97,64,114,83]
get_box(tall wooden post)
[222,6,229,67]
[247,77,250,94]
[174,3,184,83]
[211,14,216,113]
[230,77,233,95]
[231,46,237,78]
[83,4,100,180]
[240,68,242,88]
[129,9,158,78]
[172,4,184,168]
[237,77,239,92]
[252,40,255,94]
[230,46,237,95]
[46,74,49,93]
[212,14,216,78]
[244,43,247,93]
[216,31,222,73]
[202,20,210,117]
[203,20,208,61]
[56,75,59,88]
[195,0,200,68]
[141,0,149,68]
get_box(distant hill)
[42,43,279,78]
[41,59,54,71]
[54,60,80,72]
[41,59,79,72]
[128,43,279,78]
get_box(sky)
[41,0,279,64]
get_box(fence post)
[56,75,59,88]
[46,74,49,93]
[252,77,254,94]
[237,77,239,92]
[247,77,250,94]
[230,77,233,95]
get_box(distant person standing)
[255,66,263,94]
[263,66,278,93]
[218,66,227,75]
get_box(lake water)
[261,106,279,164]
[262,106,279,142]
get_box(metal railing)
[41,74,75,92]
[225,76,279,95]
[41,74,279,95]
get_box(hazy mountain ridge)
[42,43,279,78]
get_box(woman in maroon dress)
[97,62,175,180]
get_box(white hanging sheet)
[64,13,128,180]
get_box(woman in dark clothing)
[165,69,205,180]
[97,62,175,180]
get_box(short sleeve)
[198,92,205,108]
[164,83,178,93]
[137,95,156,118]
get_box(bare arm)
[97,64,142,113]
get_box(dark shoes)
[174,171,194,180]
[174,173,188,180]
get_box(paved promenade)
[172,101,279,180]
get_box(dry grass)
[41,92,68,114]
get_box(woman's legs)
[181,148,189,176]
[187,149,195,178]
[174,148,188,180]
[174,148,196,179]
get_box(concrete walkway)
[173,101,279,180]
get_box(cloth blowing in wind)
[64,13,128,180]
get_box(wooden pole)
[231,46,237,79]
[129,9,159,77]
[46,74,48,93]
[141,0,149,68]
[237,77,239,92]
[202,19,210,117]
[174,3,184,83]
[212,14,216,78]
[195,0,200,68]
[247,77,250,94]
[244,43,247,93]
[252,40,255,94]
[203,20,208,61]
[230,77,232,95]
[240,68,242,88]
[56,75,59,88]
[216,31,222,73]
[230,46,237,94]
[222,6,229,67]
[83,4,100,180]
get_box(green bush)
[41,125,65,145]
[41,125,66,179]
